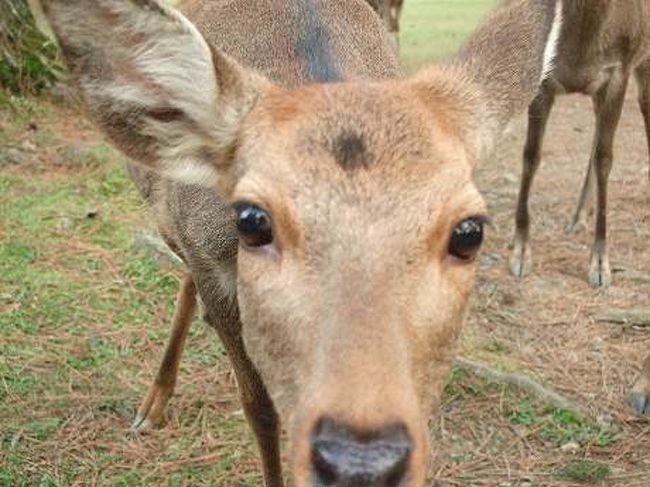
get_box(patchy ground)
[444,82,650,485]
[1,0,649,486]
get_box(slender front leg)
[131,274,197,433]
[588,71,628,288]
[634,58,650,181]
[566,84,612,234]
[510,86,555,278]
[629,353,650,416]
[234,357,284,487]
[566,156,595,233]
[566,148,597,235]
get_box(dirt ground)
[443,83,650,485]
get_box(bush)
[0,0,61,94]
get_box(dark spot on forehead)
[332,131,368,170]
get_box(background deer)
[42,0,561,485]
[506,1,650,418]
[509,0,650,288]
[630,355,650,416]
[366,0,405,38]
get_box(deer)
[506,1,650,420]
[630,354,650,416]
[509,0,650,288]
[41,0,562,485]
[366,0,405,37]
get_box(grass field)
[400,0,496,69]
[2,1,649,486]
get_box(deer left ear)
[41,0,271,189]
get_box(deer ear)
[42,0,269,187]
[410,0,562,163]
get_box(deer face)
[230,83,486,484]
[41,0,526,484]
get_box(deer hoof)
[129,416,154,438]
[588,259,611,288]
[509,258,531,279]
[509,241,532,279]
[629,391,650,416]
[565,219,587,235]
[129,383,172,435]
[587,269,611,288]
[629,366,650,416]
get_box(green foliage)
[506,402,619,449]
[508,399,538,426]
[542,409,598,445]
[555,460,612,484]
[482,337,510,354]
[0,0,61,94]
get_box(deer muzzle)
[311,418,411,486]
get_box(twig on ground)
[593,309,650,327]
[456,357,588,416]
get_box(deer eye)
[448,217,485,261]
[234,203,274,248]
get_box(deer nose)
[311,418,411,486]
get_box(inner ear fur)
[42,0,270,187]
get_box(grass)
[0,0,61,94]
[555,460,612,484]
[400,0,497,70]
[0,96,254,483]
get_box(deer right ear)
[42,0,269,188]
[410,0,561,164]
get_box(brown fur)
[366,0,404,35]
[510,0,650,287]
[41,0,560,485]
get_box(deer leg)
[588,71,628,288]
[567,82,622,234]
[510,88,555,278]
[634,58,650,181]
[232,356,283,487]
[629,354,650,416]
[566,143,596,234]
[131,274,197,433]
[201,285,284,487]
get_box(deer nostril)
[311,418,411,486]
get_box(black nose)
[311,418,411,486]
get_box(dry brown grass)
[446,83,650,485]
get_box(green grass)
[0,105,235,483]
[555,460,612,484]
[506,401,618,448]
[0,0,62,94]
[400,0,498,71]
[444,368,619,450]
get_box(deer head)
[41,0,561,484]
